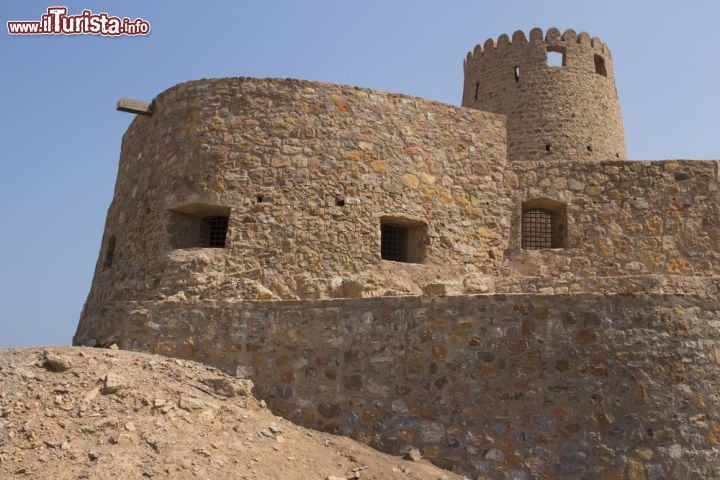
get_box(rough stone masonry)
[75,27,720,478]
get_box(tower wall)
[463,27,627,162]
[77,77,509,315]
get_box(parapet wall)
[463,28,627,163]
[74,293,720,478]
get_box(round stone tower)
[462,27,627,162]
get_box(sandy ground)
[0,346,464,480]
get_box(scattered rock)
[201,377,252,398]
[179,395,206,411]
[44,353,73,372]
[102,372,126,394]
[403,448,423,462]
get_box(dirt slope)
[0,347,462,480]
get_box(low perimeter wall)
[75,293,720,478]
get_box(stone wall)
[78,74,719,322]
[500,159,720,292]
[463,28,626,163]
[81,77,509,315]
[74,293,720,478]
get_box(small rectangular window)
[522,209,553,249]
[380,218,428,264]
[200,216,229,248]
[167,203,231,249]
[521,200,568,249]
[381,224,408,262]
[594,54,607,77]
[513,66,520,82]
[546,46,566,67]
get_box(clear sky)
[1,1,718,348]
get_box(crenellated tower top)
[462,27,626,163]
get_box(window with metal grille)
[381,223,408,262]
[199,216,229,248]
[522,209,553,249]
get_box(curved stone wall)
[81,77,508,316]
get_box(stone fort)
[74,28,720,478]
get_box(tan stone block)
[635,447,653,461]
[280,145,302,155]
[626,459,645,480]
[478,228,499,239]
[666,260,687,273]
[420,172,436,184]
[437,189,453,203]
[370,160,390,173]
[419,186,436,197]
[584,185,603,196]
[402,174,419,188]
[709,421,720,445]
[343,150,365,161]
[270,157,291,167]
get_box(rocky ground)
[0,347,462,480]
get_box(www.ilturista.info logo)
[7,7,150,36]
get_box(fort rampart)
[77,293,720,477]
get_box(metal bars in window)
[200,216,229,248]
[381,223,408,262]
[521,209,552,249]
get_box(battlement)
[464,27,612,65]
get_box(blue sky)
[1,1,718,347]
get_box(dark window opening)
[381,224,408,262]
[167,203,231,249]
[336,198,345,207]
[256,195,264,203]
[513,66,520,82]
[200,216,229,248]
[587,145,593,152]
[380,218,428,264]
[103,235,116,270]
[521,199,567,250]
[546,46,566,67]
[594,54,607,77]
[474,82,479,101]
[545,143,551,153]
